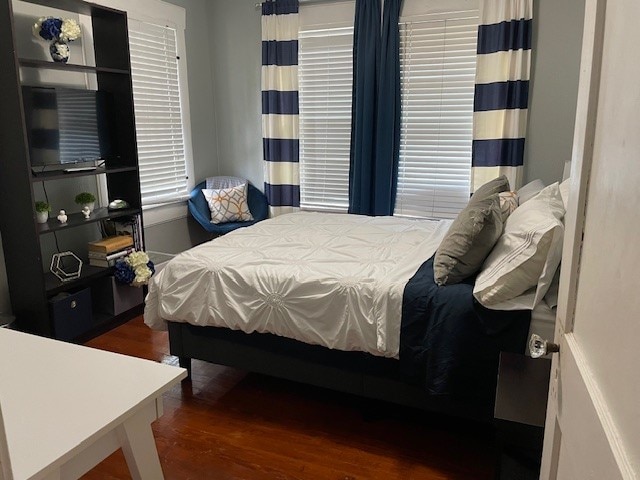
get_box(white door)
[539,0,640,478]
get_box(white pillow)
[202,183,254,224]
[517,179,546,204]
[473,183,565,310]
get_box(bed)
[145,211,540,421]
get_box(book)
[88,248,134,261]
[89,258,116,268]
[88,235,134,254]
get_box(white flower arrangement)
[59,19,81,42]
[114,250,155,287]
[32,17,82,43]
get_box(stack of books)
[88,235,134,268]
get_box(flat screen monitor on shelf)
[21,86,116,168]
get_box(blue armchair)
[188,181,269,235]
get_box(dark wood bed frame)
[168,321,496,422]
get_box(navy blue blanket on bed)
[400,256,531,399]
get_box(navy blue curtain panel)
[348,0,381,215]
[348,0,403,216]
[373,0,403,216]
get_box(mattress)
[145,212,452,358]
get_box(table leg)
[116,405,164,480]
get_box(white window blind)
[299,26,353,212]
[128,20,188,205]
[394,11,479,219]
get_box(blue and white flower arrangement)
[32,17,82,63]
[114,251,155,288]
[32,16,81,42]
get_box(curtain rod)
[255,0,348,9]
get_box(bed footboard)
[167,321,495,422]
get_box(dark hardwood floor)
[82,316,497,480]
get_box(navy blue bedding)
[400,256,531,399]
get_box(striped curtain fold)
[262,0,300,216]
[471,0,533,191]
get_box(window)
[85,0,194,225]
[394,11,479,219]
[298,26,353,212]
[297,4,478,219]
[128,19,190,206]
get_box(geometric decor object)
[50,251,83,282]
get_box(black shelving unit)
[0,0,144,339]
[30,165,138,182]
[36,208,140,235]
[19,58,130,75]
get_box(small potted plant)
[35,201,51,224]
[74,192,96,212]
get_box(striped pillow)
[202,183,254,224]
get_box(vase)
[49,40,70,63]
[82,202,95,213]
[36,211,49,224]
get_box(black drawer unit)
[49,288,93,341]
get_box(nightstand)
[494,352,551,479]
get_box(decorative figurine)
[81,206,91,219]
[57,209,68,223]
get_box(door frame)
[539,0,635,478]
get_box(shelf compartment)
[19,58,129,75]
[31,166,138,182]
[45,264,112,296]
[37,207,140,235]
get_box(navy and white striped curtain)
[471,0,533,191]
[262,0,300,216]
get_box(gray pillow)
[433,175,510,285]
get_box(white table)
[0,328,186,480]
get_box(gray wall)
[524,0,586,185]
[206,0,263,188]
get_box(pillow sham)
[433,175,510,286]
[517,179,546,204]
[473,182,565,310]
[202,183,254,224]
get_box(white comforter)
[144,212,451,358]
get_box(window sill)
[142,200,188,227]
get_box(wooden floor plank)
[82,316,497,479]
